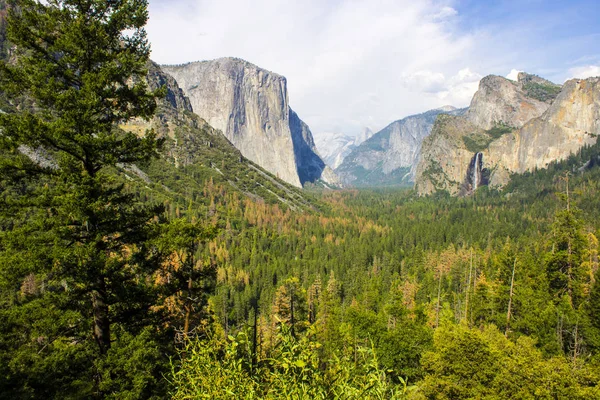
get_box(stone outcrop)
[119,61,315,210]
[162,57,337,188]
[147,61,193,115]
[336,106,465,187]
[484,77,600,186]
[465,73,554,130]
[415,73,599,196]
[414,115,486,196]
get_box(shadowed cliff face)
[289,109,340,186]
[415,73,599,196]
[162,58,338,188]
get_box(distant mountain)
[117,61,319,211]
[315,127,374,170]
[335,106,465,187]
[414,72,599,196]
[162,58,339,188]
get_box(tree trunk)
[436,270,443,328]
[290,294,295,338]
[505,258,516,337]
[573,320,579,366]
[252,304,258,372]
[568,236,573,303]
[183,276,193,337]
[465,250,473,325]
[92,277,111,354]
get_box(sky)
[146,0,600,138]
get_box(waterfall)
[460,152,485,197]
[471,152,482,191]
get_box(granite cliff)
[162,58,338,188]
[464,73,557,130]
[414,114,486,196]
[485,77,600,186]
[119,61,316,210]
[415,73,599,196]
[336,106,465,187]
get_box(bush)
[170,326,412,399]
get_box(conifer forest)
[1,1,599,399]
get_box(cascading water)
[471,152,482,191]
[460,152,487,197]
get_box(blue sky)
[452,0,600,80]
[146,0,600,137]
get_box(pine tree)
[0,0,166,396]
[155,218,217,341]
[544,180,592,359]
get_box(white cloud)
[439,68,482,105]
[402,70,447,93]
[401,68,481,107]
[506,69,522,81]
[144,1,600,139]
[146,0,482,137]
[432,6,458,21]
[567,65,600,80]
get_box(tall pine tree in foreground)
[0,1,167,398]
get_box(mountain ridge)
[336,106,466,187]
[162,57,339,188]
[118,61,319,211]
[415,72,599,196]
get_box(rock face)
[162,58,337,188]
[485,77,600,186]
[465,73,554,130]
[119,61,316,210]
[414,115,486,196]
[415,73,600,196]
[147,61,193,114]
[289,109,341,187]
[336,107,465,187]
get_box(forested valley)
[1,1,600,399]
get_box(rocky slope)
[484,77,600,186]
[415,73,599,196]
[336,107,465,187]
[465,73,557,129]
[414,115,486,196]
[162,58,338,188]
[118,61,317,211]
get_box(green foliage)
[0,3,599,395]
[170,326,411,399]
[545,204,587,306]
[462,123,513,153]
[96,327,165,400]
[522,81,562,103]
[419,324,600,399]
[0,1,172,397]
[486,123,513,140]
